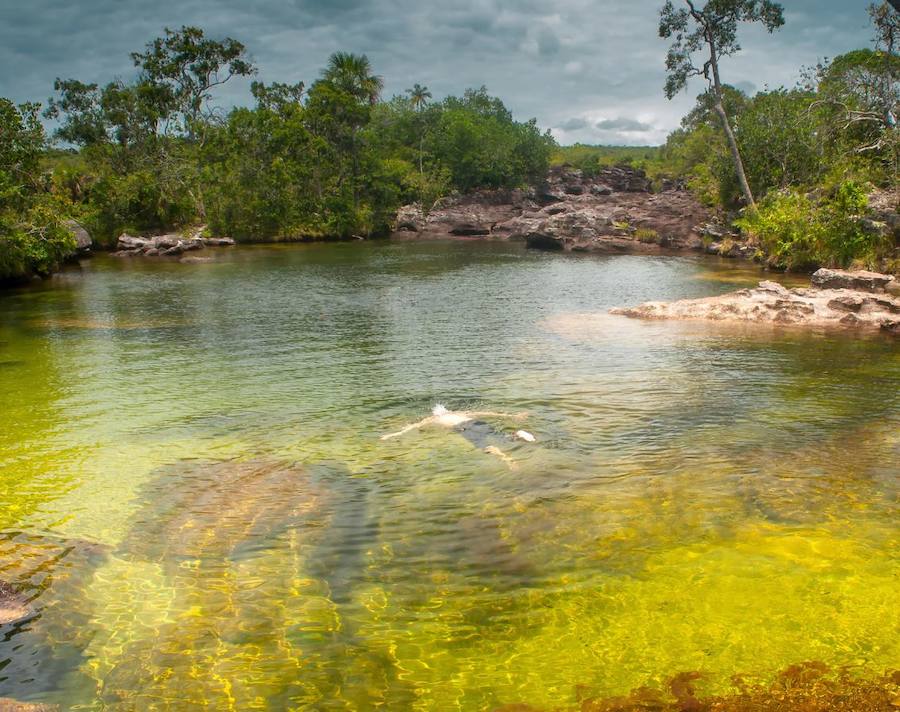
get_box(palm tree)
[406,84,432,174]
[406,83,431,111]
[323,52,384,105]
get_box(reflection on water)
[0,242,897,710]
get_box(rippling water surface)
[0,241,897,710]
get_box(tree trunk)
[708,37,756,212]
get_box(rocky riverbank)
[394,166,719,256]
[611,268,900,335]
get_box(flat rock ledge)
[610,269,900,335]
[113,226,235,258]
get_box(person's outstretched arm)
[467,410,528,420]
[380,417,432,440]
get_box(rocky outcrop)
[611,269,900,335]
[495,189,709,253]
[113,227,235,258]
[393,166,712,255]
[394,189,533,239]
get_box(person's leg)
[456,421,517,469]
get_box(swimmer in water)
[380,405,535,468]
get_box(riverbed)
[1,241,897,709]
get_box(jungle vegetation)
[0,26,554,280]
[1,2,897,281]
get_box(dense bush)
[38,29,555,244]
[551,144,662,177]
[735,181,886,270]
[0,99,75,281]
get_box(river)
[0,241,897,709]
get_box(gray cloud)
[595,117,654,132]
[558,117,589,131]
[1,0,876,145]
[537,28,561,57]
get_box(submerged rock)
[0,700,59,712]
[0,580,30,625]
[0,532,107,702]
[118,459,327,564]
[611,269,900,334]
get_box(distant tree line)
[0,26,555,279]
[1,3,897,282]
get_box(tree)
[130,26,255,139]
[1,99,75,280]
[406,84,432,173]
[807,6,900,175]
[322,52,384,106]
[250,80,305,113]
[659,0,784,211]
[407,83,432,111]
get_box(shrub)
[735,181,887,271]
[635,228,659,243]
[0,195,76,280]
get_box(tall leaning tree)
[659,0,784,210]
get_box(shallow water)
[0,241,897,710]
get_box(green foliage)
[655,5,899,270]
[0,99,76,281]
[129,25,255,137]
[0,195,76,280]
[735,181,884,270]
[730,88,823,197]
[425,88,555,191]
[551,144,661,176]
[635,228,660,243]
[658,0,784,100]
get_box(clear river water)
[0,241,897,710]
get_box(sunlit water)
[0,241,897,710]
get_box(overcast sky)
[1,0,876,145]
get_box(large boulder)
[597,166,651,192]
[811,268,895,293]
[64,220,92,254]
[390,164,711,252]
